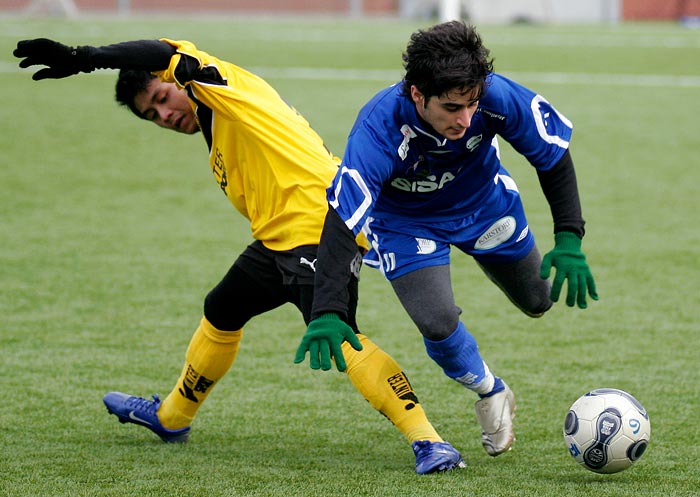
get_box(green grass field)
[1,14,698,497]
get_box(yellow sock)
[342,334,443,443]
[158,317,242,430]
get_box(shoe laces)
[125,394,161,415]
[413,440,446,458]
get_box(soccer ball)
[563,388,650,474]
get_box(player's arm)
[13,38,176,80]
[294,208,363,372]
[486,75,597,309]
[537,149,585,238]
[311,208,361,320]
[295,128,390,372]
[537,149,598,308]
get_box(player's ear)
[410,85,425,106]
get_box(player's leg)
[467,170,551,317]
[340,326,466,474]
[390,265,515,456]
[390,265,495,392]
[160,241,294,427]
[290,249,464,473]
[104,241,288,441]
[475,244,552,317]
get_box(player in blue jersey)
[295,21,598,457]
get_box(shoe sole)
[421,458,466,474]
[104,406,190,443]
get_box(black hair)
[401,21,494,101]
[115,69,157,119]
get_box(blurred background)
[1,0,699,25]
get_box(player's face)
[133,79,199,134]
[411,85,479,140]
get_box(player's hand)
[294,313,362,372]
[13,38,92,80]
[540,231,598,309]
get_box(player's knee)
[203,288,242,331]
[523,300,553,318]
[507,272,552,318]
[518,292,553,318]
[413,306,461,341]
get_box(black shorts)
[203,240,359,332]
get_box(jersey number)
[382,252,396,272]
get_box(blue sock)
[424,322,486,384]
[479,376,505,399]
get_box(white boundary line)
[250,67,700,88]
[2,62,700,88]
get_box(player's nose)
[456,108,472,128]
[154,108,174,128]
[161,108,174,123]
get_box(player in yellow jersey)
[14,37,465,474]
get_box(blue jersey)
[328,73,573,234]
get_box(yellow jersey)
[155,39,339,251]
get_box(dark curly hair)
[401,21,493,101]
[115,69,157,119]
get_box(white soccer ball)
[563,388,651,474]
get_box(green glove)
[294,313,363,372]
[540,231,598,309]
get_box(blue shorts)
[362,174,535,280]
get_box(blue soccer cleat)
[103,391,190,443]
[412,440,466,474]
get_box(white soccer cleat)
[474,382,516,456]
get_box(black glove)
[14,38,94,80]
